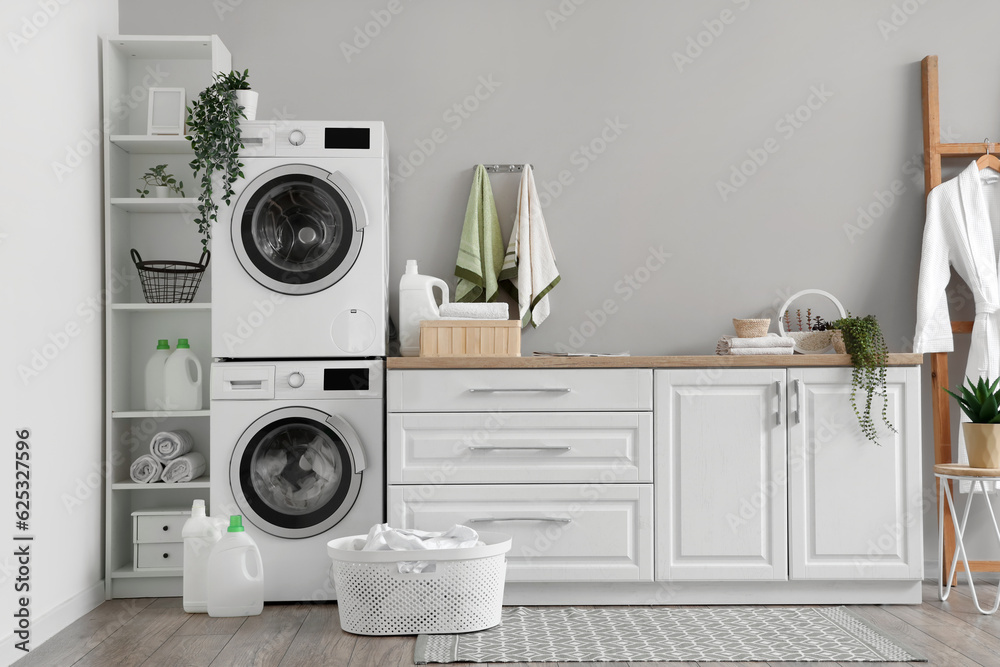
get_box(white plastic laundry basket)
[327,531,511,636]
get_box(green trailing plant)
[136,164,184,198]
[185,69,251,250]
[831,313,896,444]
[944,376,1000,423]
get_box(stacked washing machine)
[210,121,388,602]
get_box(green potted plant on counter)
[185,69,252,251]
[944,376,1000,468]
[830,313,896,444]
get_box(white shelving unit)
[102,34,231,599]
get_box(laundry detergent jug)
[182,499,225,614]
[207,516,263,617]
[399,260,449,356]
[163,338,203,410]
[144,339,171,410]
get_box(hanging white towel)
[149,430,194,462]
[129,455,163,484]
[162,452,206,483]
[499,165,561,328]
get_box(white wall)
[0,0,118,664]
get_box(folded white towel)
[499,165,561,328]
[718,346,795,356]
[360,523,481,573]
[162,452,206,483]
[438,302,509,320]
[729,334,795,349]
[130,455,163,484]
[150,430,194,462]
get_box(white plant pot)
[154,185,170,198]
[235,90,258,121]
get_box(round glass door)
[232,165,366,295]
[231,407,364,538]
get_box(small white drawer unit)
[132,508,190,571]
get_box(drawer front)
[388,412,653,483]
[135,542,183,569]
[387,369,653,412]
[388,484,653,582]
[134,513,189,543]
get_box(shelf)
[112,410,210,419]
[110,303,211,311]
[110,198,198,213]
[111,476,211,491]
[109,35,217,60]
[110,135,192,154]
[112,564,182,579]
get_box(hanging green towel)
[455,165,504,302]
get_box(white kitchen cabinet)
[655,369,788,581]
[787,367,923,580]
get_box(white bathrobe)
[915,159,1000,483]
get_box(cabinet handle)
[162,553,170,559]
[775,380,783,425]
[468,446,572,452]
[467,388,571,393]
[794,379,803,425]
[467,517,572,524]
[162,525,169,532]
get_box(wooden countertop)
[387,354,923,369]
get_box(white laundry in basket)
[360,523,481,573]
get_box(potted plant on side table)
[830,313,896,444]
[944,376,1000,468]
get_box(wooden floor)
[12,579,1000,666]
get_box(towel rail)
[481,164,533,173]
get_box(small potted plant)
[186,69,253,251]
[136,164,185,198]
[944,376,1000,468]
[830,313,896,444]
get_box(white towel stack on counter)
[129,429,206,484]
[716,333,795,355]
[438,302,509,320]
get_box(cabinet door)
[787,367,922,580]
[655,369,787,581]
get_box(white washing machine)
[210,359,384,602]
[212,120,389,359]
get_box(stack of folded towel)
[438,302,509,320]
[129,429,206,484]
[716,333,795,355]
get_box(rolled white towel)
[162,452,207,483]
[130,455,163,484]
[150,430,194,462]
[438,302,509,320]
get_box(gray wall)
[120,0,999,558]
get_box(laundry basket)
[131,249,210,304]
[327,531,511,636]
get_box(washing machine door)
[232,164,367,295]
[230,406,367,538]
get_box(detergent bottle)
[144,339,171,410]
[163,338,203,410]
[181,499,223,613]
[207,516,264,617]
[398,260,449,356]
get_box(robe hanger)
[976,138,1000,172]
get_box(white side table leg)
[943,479,1000,614]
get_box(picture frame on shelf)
[147,87,186,135]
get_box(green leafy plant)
[944,376,1000,423]
[136,164,184,198]
[185,69,251,249]
[831,313,896,444]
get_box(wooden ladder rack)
[921,55,1000,582]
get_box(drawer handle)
[162,525,169,532]
[162,553,170,559]
[468,446,572,452]
[467,388,571,394]
[467,517,572,524]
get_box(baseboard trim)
[0,579,105,667]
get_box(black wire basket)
[131,249,210,304]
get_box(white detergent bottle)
[144,339,171,410]
[182,499,223,613]
[163,338,203,410]
[398,259,449,356]
[207,516,264,617]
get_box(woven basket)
[831,330,847,354]
[131,249,210,304]
[733,318,770,338]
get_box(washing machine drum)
[231,407,366,538]
[232,165,367,295]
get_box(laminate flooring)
[12,579,1000,666]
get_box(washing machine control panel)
[264,361,384,400]
[287,371,305,388]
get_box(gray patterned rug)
[414,606,925,663]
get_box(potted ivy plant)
[185,69,253,251]
[136,164,184,198]
[944,376,1000,468]
[830,313,896,444]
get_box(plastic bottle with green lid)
[207,515,263,617]
[182,499,225,613]
[144,339,172,410]
[163,338,203,410]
